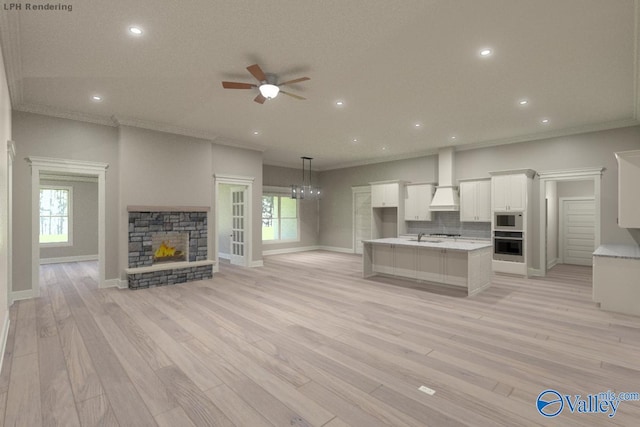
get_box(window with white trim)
[262,193,299,242]
[39,186,72,246]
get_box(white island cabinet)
[363,238,493,296]
[593,244,640,316]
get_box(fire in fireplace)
[152,232,188,264]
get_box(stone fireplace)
[125,207,214,289]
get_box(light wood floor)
[1,253,639,426]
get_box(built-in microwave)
[494,212,523,231]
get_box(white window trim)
[262,188,300,244]
[39,184,73,248]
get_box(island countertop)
[362,237,492,252]
[593,244,640,260]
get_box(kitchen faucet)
[418,232,425,242]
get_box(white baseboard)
[546,258,558,270]
[40,254,99,265]
[218,252,231,260]
[262,246,320,256]
[528,268,544,277]
[317,245,355,254]
[103,278,127,289]
[250,260,264,268]
[0,310,10,379]
[10,289,34,305]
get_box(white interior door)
[560,198,595,266]
[353,191,372,254]
[230,186,246,266]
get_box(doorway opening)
[27,157,108,297]
[538,168,603,277]
[214,175,254,268]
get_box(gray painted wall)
[40,179,99,259]
[557,180,594,198]
[12,112,120,291]
[211,144,263,264]
[218,184,231,256]
[0,48,11,321]
[319,126,640,265]
[263,165,319,251]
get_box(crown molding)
[15,103,118,127]
[113,116,218,141]
[0,10,23,105]
[454,118,640,154]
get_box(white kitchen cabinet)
[371,243,416,278]
[615,150,640,228]
[459,179,491,222]
[371,182,400,207]
[490,170,535,212]
[416,247,468,287]
[593,246,640,316]
[404,183,434,221]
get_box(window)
[262,194,298,242]
[40,186,72,246]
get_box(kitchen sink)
[408,238,443,243]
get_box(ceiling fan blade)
[278,77,310,86]
[246,64,267,82]
[222,81,256,89]
[280,90,306,100]
[254,93,266,104]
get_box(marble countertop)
[593,244,640,260]
[363,237,492,252]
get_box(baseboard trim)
[250,260,264,268]
[0,311,10,379]
[317,245,355,254]
[40,254,99,265]
[218,253,231,260]
[528,268,544,277]
[262,246,320,256]
[10,289,34,304]
[103,278,127,289]
[547,258,558,270]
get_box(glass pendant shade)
[259,84,280,99]
[290,157,321,200]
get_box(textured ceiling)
[1,0,638,169]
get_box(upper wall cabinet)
[489,170,535,212]
[616,150,640,228]
[371,182,401,207]
[404,183,434,221]
[459,179,491,222]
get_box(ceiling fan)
[222,64,310,104]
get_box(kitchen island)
[593,244,640,316]
[363,237,493,296]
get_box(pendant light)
[291,156,321,200]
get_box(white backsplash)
[406,211,491,238]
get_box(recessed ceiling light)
[336,101,344,106]
[519,99,529,106]
[414,123,421,128]
[450,136,457,141]
[382,146,388,151]
[91,95,102,102]
[129,26,143,35]
[479,48,493,57]
[253,131,259,135]
[352,138,358,143]
[541,118,550,124]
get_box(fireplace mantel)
[127,205,210,212]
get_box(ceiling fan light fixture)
[259,84,280,99]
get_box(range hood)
[429,147,460,211]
